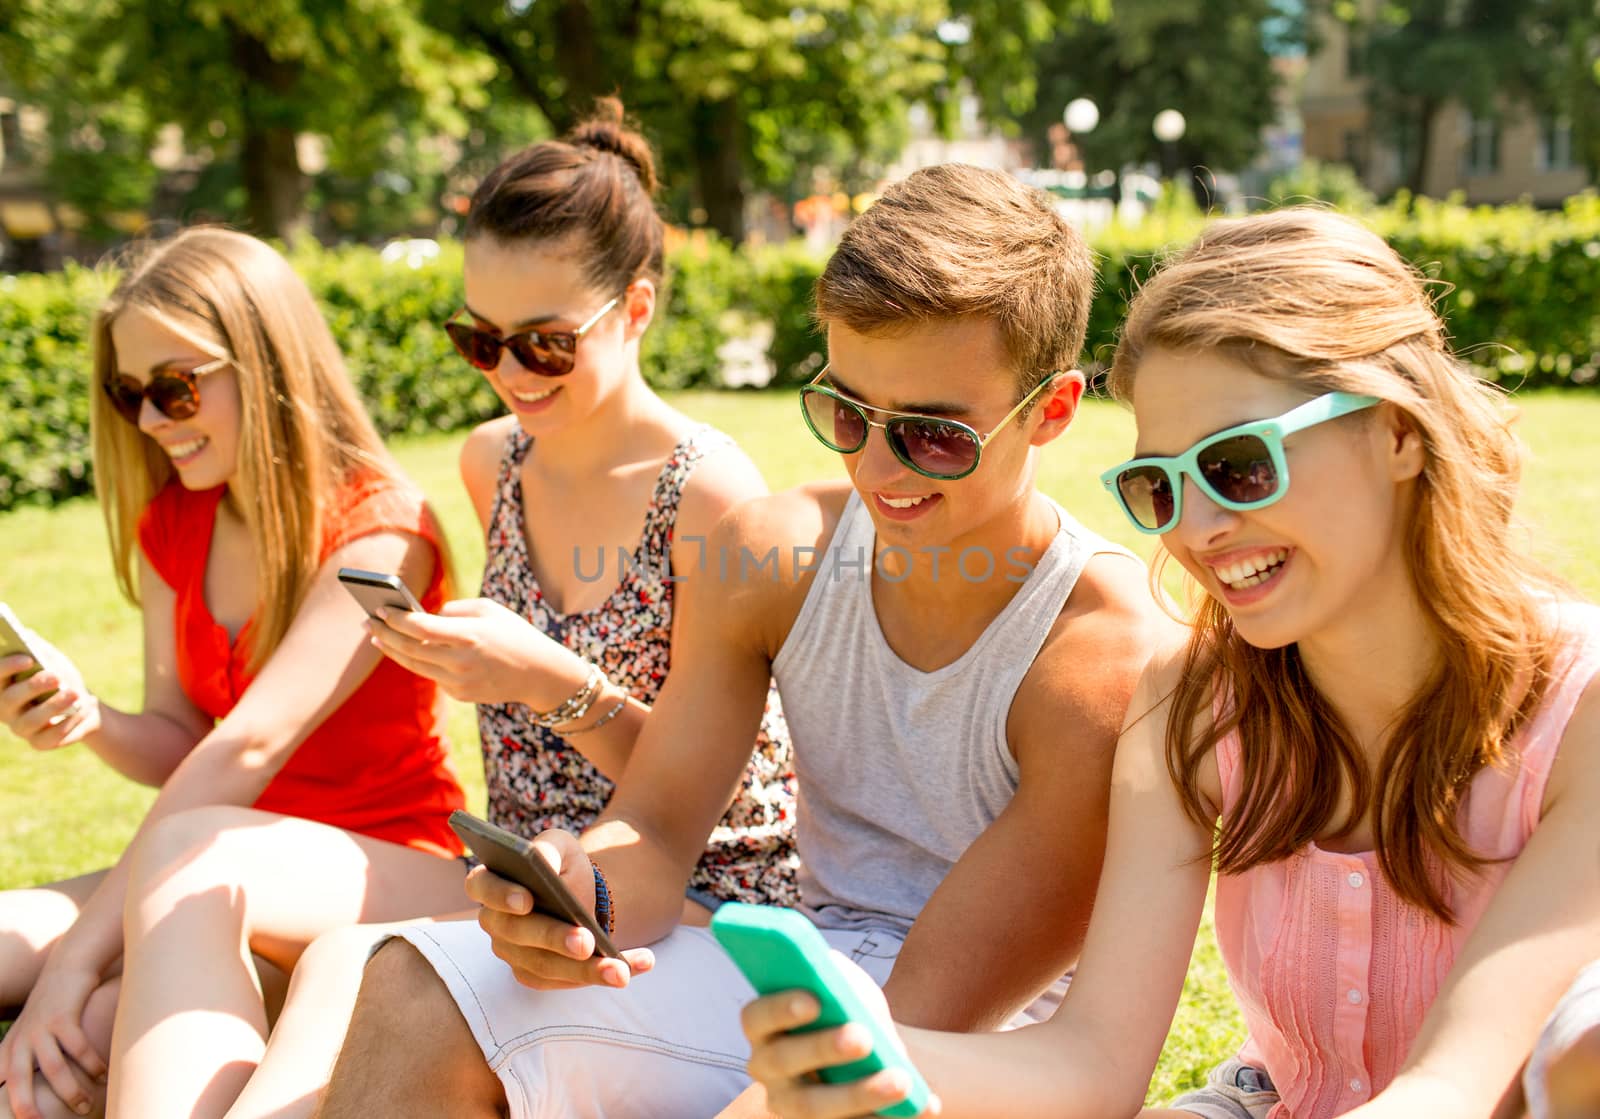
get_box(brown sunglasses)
[103,357,230,426]
[443,295,622,377]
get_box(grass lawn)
[2,389,1595,1101]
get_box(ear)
[1380,402,1425,483]
[1027,370,1087,449]
[620,278,656,342]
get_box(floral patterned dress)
[478,425,798,905]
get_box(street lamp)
[1152,108,1187,196]
[1063,97,1100,135]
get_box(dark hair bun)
[569,97,658,197]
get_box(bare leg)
[224,918,468,1119]
[109,807,469,1119]
[315,939,506,1119]
[0,872,108,1012]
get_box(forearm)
[579,815,699,947]
[903,1021,1137,1119]
[82,703,203,786]
[549,686,648,783]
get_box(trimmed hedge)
[4,195,1599,512]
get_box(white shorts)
[389,919,1062,1119]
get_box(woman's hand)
[741,952,939,1119]
[0,632,100,751]
[367,597,588,709]
[0,962,107,1119]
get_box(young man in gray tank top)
[317,164,1176,1119]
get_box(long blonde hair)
[91,228,436,674]
[1110,209,1568,920]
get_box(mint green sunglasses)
[1101,391,1381,535]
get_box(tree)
[0,0,493,241]
[1344,1,1546,196]
[424,0,1100,242]
[1021,0,1285,209]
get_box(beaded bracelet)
[529,662,605,729]
[560,693,628,736]
[591,861,616,936]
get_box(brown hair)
[92,228,447,674]
[466,97,664,295]
[1109,208,1568,920]
[815,163,1095,398]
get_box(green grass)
[2,390,1595,1099]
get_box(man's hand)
[467,828,656,990]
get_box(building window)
[1463,111,1499,177]
[0,104,22,170]
[1536,116,1575,172]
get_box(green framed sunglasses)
[799,367,1064,481]
[1100,391,1381,535]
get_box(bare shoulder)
[672,440,771,545]
[693,479,854,654]
[458,415,519,501]
[1010,551,1187,772]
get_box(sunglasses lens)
[445,323,501,371]
[802,389,866,452]
[507,333,576,377]
[148,374,200,421]
[103,376,145,424]
[1116,465,1177,531]
[889,419,979,479]
[1197,434,1279,506]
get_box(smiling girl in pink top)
[736,208,1600,1119]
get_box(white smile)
[164,437,208,461]
[879,495,930,509]
[1215,549,1289,590]
[512,385,560,403]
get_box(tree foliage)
[1021,0,1286,203]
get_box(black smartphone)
[336,567,425,620]
[447,810,622,960]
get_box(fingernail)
[789,994,811,1017]
[506,890,529,912]
[837,1024,869,1054]
[77,1101,92,1115]
[879,1070,909,1098]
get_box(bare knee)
[320,939,504,1117]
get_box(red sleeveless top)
[137,477,465,857]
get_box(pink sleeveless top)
[1212,601,1600,1119]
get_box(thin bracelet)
[592,861,615,936]
[561,693,628,736]
[529,662,605,728]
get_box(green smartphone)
[710,903,932,1118]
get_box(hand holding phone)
[714,904,933,1118]
[448,811,622,959]
[0,603,95,750]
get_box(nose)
[137,396,168,433]
[849,421,915,488]
[1170,475,1240,549]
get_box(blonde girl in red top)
[0,229,473,1119]
[738,209,1600,1119]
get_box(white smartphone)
[336,568,425,619]
[0,601,57,701]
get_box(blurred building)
[884,96,1032,180]
[1300,7,1590,204]
[0,96,60,270]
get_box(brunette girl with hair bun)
[210,99,797,1119]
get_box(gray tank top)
[772,490,1127,934]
